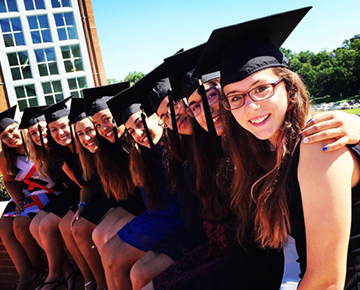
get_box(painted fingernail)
[306,118,313,124]
[299,133,302,139]
[303,137,309,143]
[322,147,328,151]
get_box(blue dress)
[117,147,183,252]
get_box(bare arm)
[70,186,94,229]
[300,111,360,151]
[297,140,354,289]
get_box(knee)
[13,218,30,240]
[39,216,59,237]
[58,216,71,237]
[130,263,145,288]
[29,219,39,238]
[102,240,123,273]
[72,219,93,241]
[92,226,103,250]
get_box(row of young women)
[1,6,360,290]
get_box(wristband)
[78,202,87,209]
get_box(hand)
[300,111,360,151]
[14,200,26,215]
[70,208,84,230]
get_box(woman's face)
[187,82,224,136]
[75,118,98,153]
[92,108,125,143]
[28,121,47,147]
[125,111,163,148]
[0,123,22,148]
[156,97,192,135]
[48,116,72,147]
[223,68,288,146]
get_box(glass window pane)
[31,30,41,43]
[26,85,36,96]
[78,77,87,88]
[7,53,17,65]
[4,34,14,47]
[71,91,80,98]
[53,81,62,92]
[0,1,6,13]
[35,0,45,9]
[74,59,83,72]
[61,46,70,58]
[12,18,22,32]
[22,66,32,79]
[15,87,25,98]
[11,67,21,80]
[48,63,58,75]
[67,78,76,90]
[45,48,55,61]
[18,100,28,112]
[38,15,49,29]
[63,0,71,7]
[67,27,77,40]
[72,45,80,57]
[24,0,34,10]
[42,82,51,94]
[42,29,52,42]
[54,14,64,26]
[0,19,11,32]
[34,49,45,62]
[14,32,25,46]
[64,13,74,25]
[55,93,63,102]
[28,16,38,29]
[51,0,60,8]
[28,98,38,107]
[45,96,54,105]
[7,0,18,12]
[38,64,48,76]
[57,28,66,41]
[18,51,29,64]
[64,60,73,73]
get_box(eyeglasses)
[222,78,284,111]
[0,125,18,142]
[158,100,182,128]
[186,86,220,118]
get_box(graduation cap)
[82,82,130,116]
[40,96,72,124]
[193,7,312,88]
[19,106,46,129]
[69,98,87,124]
[0,105,17,134]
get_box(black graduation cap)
[135,63,170,117]
[40,96,72,124]
[69,98,87,124]
[193,7,312,88]
[107,86,142,126]
[82,82,130,116]
[19,106,46,129]
[0,105,17,134]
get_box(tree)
[107,78,119,85]
[122,71,145,86]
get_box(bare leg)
[130,251,174,290]
[29,210,48,248]
[13,216,44,272]
[102,234,145,290]
[72,217,106,289]
[59,210,93,289]
[141,281,155,290]
[38,212,71,289]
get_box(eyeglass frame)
[158,99,183,128]
[185,85,220,118]
[222,78,284,111]
[0,124,19,142]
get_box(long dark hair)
[46,125,69,167]
[1,141,20,176]
[226,67,309,249]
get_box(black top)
[288,144,360,289]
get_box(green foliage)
[122,71,145,87]
[0,174,10,201]
[107,78,119,84]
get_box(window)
[24,0,45,10]
[54,13,77,41]
[51,0,71,8]
[15,84,38,111]
[0,0,18,13]
[7,51,32,80]
[0,18,25,47]
[68,76,87,98]
[27,15,52,44]
[61,45,83,73]
[42,80,63,105]
[34,47,58,76]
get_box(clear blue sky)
[91,0,360,81]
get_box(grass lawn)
[342,108,360,114]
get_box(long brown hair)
[27,129,49,177]
[1,141,19,176]
[226,67,310,249]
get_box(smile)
[59,135,68,141]
[105,131,113,137]
[86,141,95,147]
[249,114,270,124]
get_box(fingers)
[320,137,350,152]
[301,128,344,144]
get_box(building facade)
[0,0,106,118]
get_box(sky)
[91,0,360,81]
